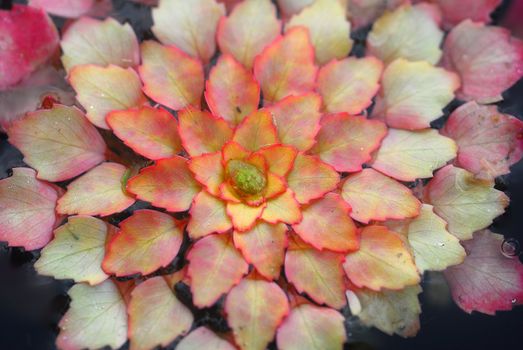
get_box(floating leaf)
[254,27,317,104]
[107,106,182,160]
[233,222,287,280]
[68,64,147,129]
[7,104,106,182]
[226,201,266,232]
[348,0,405,29]
[35,216,114,285]
[344,226,420,291]
[232,110,279,152]
[372,59,459,130]
[127,156,201,212]
[286,154,339,204]
[292,193,358,253]
[267,93,322,151]
[152,0,225,63]
[424,165,509,240]
[385,204,466,273]
[367,3,443,65]
[261,189,302,225]
[285,235,347,308]
[436,0,503,29]
[0,168,59,250]
[57,280,128,350]
[61,17,139,72]
[276,304,346,350]
[139,41,204,110]
[353,285,422,337]
[317,56,383,115]
[286,0,352,65]
[57,162,135,217]
[441,101,523,179]
[225,277,289,350]
[205,55,260,126]
[256,145,298,177]
[442,20,523,103]
[371,128,457,182]
[28,0,96,18]
[128,276,193,350]
[0,4,59,89]
[103,210,184,276]
[187,233,249,307]
[311,113,387,172]
[179,108,233,157]
[277,0,315,18]
[444,230,523,315]
[341,168,421,223]
[217,0,281,69]
[187,191,232,239]
[178,327,235,350]
[189,152,224,196]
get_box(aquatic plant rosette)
[1,0,523,349]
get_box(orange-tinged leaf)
[424,165,509,240]
[187,233,249,307]
[189,151,224,196]
[103,210,183,276]
[127,156,200,212]
[69,64,147,129]
[232,110,279,152]
[226,201,266,232]
[444,230,523,315]
[261,189,302,225]
[317,56,383,115]
[187,191,232,239]
[367,3,443,65]
[267,93,322,151]
[341,168,421,223]
[442,20,523,103]
[254,27,318,104]
[57,162,135,217]
[205,55,260,126]
[372,58,459,130]
[253,146,296,178]
[139,41,204,110]
[35,216,114,285]
[292,193,358,253]
[276,304,346,350]
[225,277,290,350]
[353,285,422,337]
[177,327,235,350]
[61,17,139,72]
[285,235,347,308]
[311,113,387,172]
[57,280,128,350]
[128,276,193,350]
[179,108,233,157]
[152,0,225,63]
[441,101,523,180]
[106,106,182,160]
[384,204,466,273]
[217,0,281,69]
[371,128,457,182]
[0,168,59,250]
[344,226,420,291]
[7,104,106,182]
[233,222,287,280]
[286,0,352,65]
[286,154,339,204]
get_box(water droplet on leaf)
[501,238,520,258]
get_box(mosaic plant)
[1,0,523,349]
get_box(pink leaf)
[0,168,59,250]
[444,230,523,315]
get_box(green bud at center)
[226,160,266,196]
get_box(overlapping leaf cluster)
[1,0,523,349]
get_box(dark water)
[1,1,523,349]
